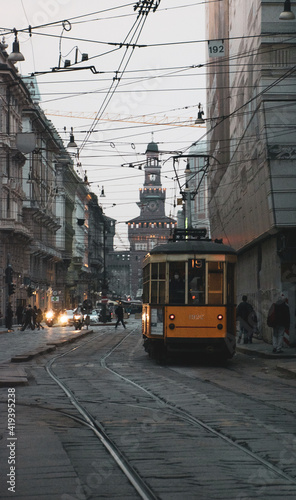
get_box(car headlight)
[59,314,68,325]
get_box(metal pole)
[101,221,107,323]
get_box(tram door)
[226,262,236,335]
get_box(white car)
[58,310,74,326]
[87,310,99,325]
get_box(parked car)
[87,310,99,325]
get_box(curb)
[0,364,28,387]
[276,363,296,379]
[236,346,296,360]
[0,328,94,386]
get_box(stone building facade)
[206,0,296,344]
[0,42,110,321]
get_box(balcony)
[0,219,32,239]
[30,240,63,261]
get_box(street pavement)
[0,321,295,499]
[0,323,295,385]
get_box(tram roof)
[149,239,236,255]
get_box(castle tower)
[127,139,176,298]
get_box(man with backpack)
[267,293,290,353]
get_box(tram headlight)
[217,324,223,330]
[217,314,223,320]
[169,314,175,320]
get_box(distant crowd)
[4,304,44,332]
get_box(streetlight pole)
[101,219,108,323]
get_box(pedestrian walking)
[268,293,290,353]
[16,304,24,325]
[21,305,34,331]
[236,295,256,344]
[5,303,13,332]
[36,308,44,330]
[115,303,126,329]
[33,306,38,329]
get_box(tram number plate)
[189,314,205,320]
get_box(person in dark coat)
[5,303,13,332]
[16,305,24,325]
[21,305,34,331]
[33,306,38,329]
[236,295,256,344]
[272,293,290,353]
[36,308,44,330]
[115,303,126,329]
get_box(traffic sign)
[208,39,225,58]
[101,296,108,304]
[51,296,59,302]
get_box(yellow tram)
[142,229,237,362]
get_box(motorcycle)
[45,310,55,327]
[73,310,84,330]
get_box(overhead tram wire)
[78,12,147,151]
[180,62,296,158]
[36,39,296,106]
[0,4,136,34]
[79,2,161,155]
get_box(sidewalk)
[0,324,94,386]
[236,337,296,378]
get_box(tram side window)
[188,259,205,305]
[143,264,150,303]
[151,262,166,304]
[169,262,185,304]
[208,262,223,305]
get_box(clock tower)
[127,139,176,298]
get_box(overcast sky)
[3,0,207,249]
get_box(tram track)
[100,331,296,486]
[46,328,158,500]
[44,325,296,498]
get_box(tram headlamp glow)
[217,314,223,320]
[169,314,175,320]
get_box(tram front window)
[169,263,185,304]
[208,261,223,305]
[188,259,205,305]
